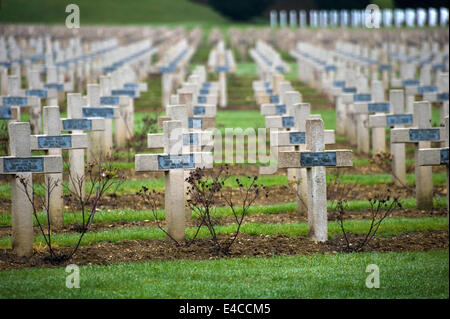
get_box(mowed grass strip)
[0,251,448,298]
[0,217,447,248]
[0,195,447,227]
[0,173,446,199]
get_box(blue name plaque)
[300,151,337,167]
[266,89,273,94]
[402,79,420,87]
[100,96,120,105]
[44,83,64,91]
[82,107,114,118]
[275,105,286,115]
[188,118,203,129]
[62,119,92,130]
[368,103,390,113]
[183,133,199,146]
[202,82,211,89]
[3,97,27,106]
[409,129,441,141]
[379,64,392,71]
[157,154,194,170]
[354,94,371,102]
[200,89,209,95]
[432,64,446,71]
[386,114,413,126]
[418,86,437,94]
[0,107,12,119]
[198,96,207,104]
[124,83,139,90]
[282,116,295,128]
[289,132,306,145]
[270,95,280,104]
[193,106,205,115]
[437,93,449,101]
[38,135,72,148]
[216,66,229,73]
[343,87,357,93]
[3,157,44,173]
[26,89,47,98]
[111,89,135,98]
[441,149,449,165]
[333,81,345,88]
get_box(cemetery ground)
[0,41,448,299]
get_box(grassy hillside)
[0,0,229,25]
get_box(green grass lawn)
[0,217,447,248]
[0,250,447,298]
[0,0,229,25]
[0,196,447,227]
[0,172,446,199]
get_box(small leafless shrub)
[334,191,402,252]
[186,165,268,255]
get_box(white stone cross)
[44,65,68,105]
[30,106,88,227]
[261,82,295,116]
[265,101,335,213]
[423,72,449,126]
[277,118,353,242]
[353,80,389,154]
[368,89,412,186]
[0,122,62,257]
[61,93,105,199]
[417,116,449,209]
[135,120,213,242]
[100,75,133,149]
[160,93,216,131]
[1,75,41,133]
[391,101,447,210]
[85,83,119,161]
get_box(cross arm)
[30,133,88,150]
[261,103,286,116]
[278,150,353,168]
[192,104,216,117]
[60,118,106,131]
[353,102,390,114]
[0,155,63,174]
[390,127,446,143]
[135,152,213,172]
[100,95,130,106]
[417,148,449,166]
[82,106,120,119]
[271,130,335,147]
[368,113,414,127]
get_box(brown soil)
[0,231,447,271]
[0,181,446,214]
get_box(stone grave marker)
[391,101,447,210]
[0,122,62,256]
[61,93,105,199]
[1,75,41,132]
[135,120,213,241]
[353,81,389,154]
[266,101,335,214]
[100,75,132,149]
[85,84,119,161]
[30,106,88,227]
[277,118,353,242]
[368,90,412,186]
[417,117,449,208]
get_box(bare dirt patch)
[0,231,447,271]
